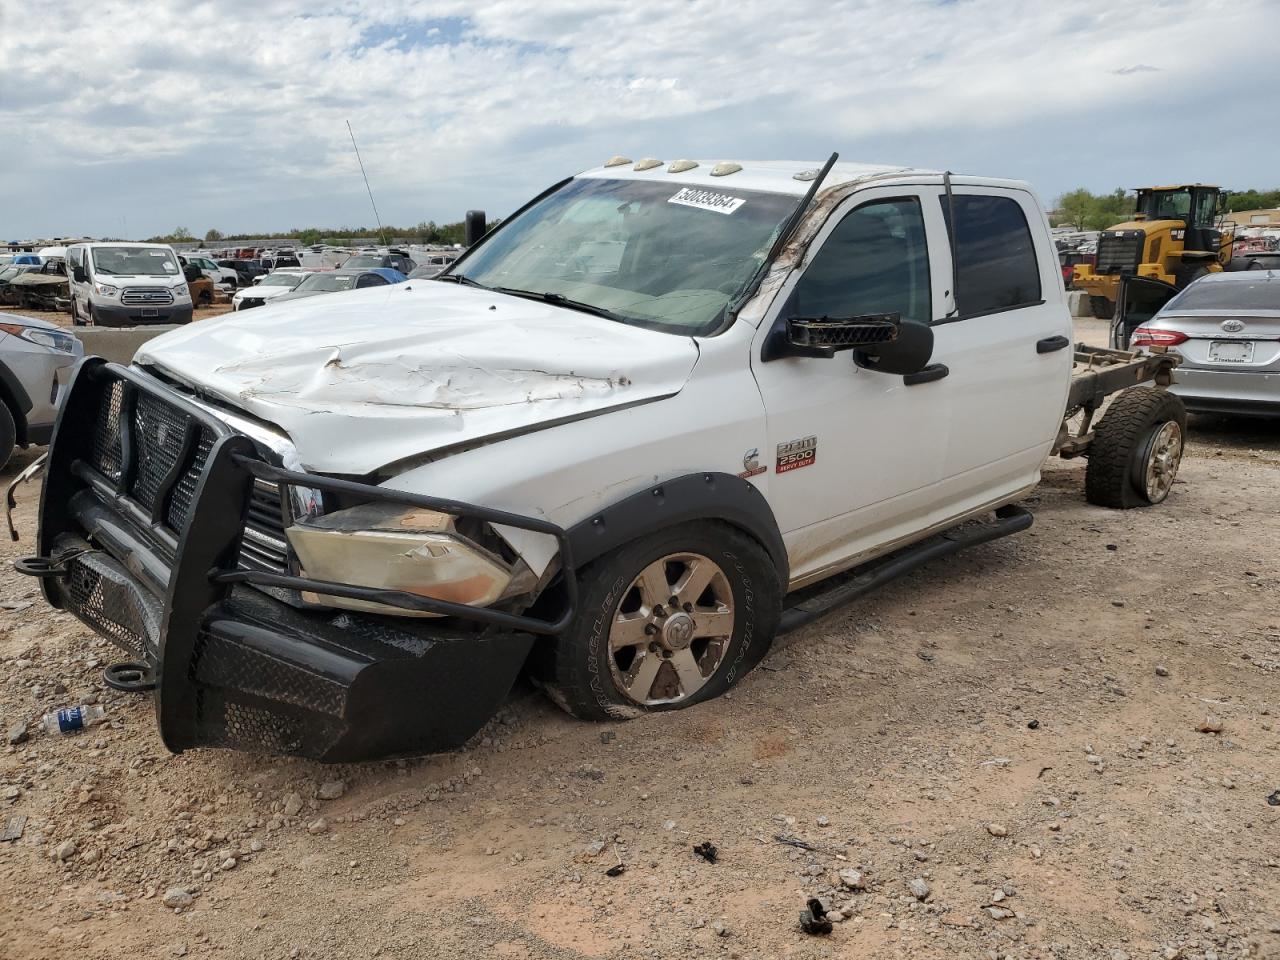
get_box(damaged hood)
[136,281,700,474]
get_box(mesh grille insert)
[90,380,124,482]
[65,550,163,659]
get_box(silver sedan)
[1120,271,1280,417]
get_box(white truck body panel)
[135,161,1073,590]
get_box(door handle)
[903,363,949,386]
[1036,335,1071,354]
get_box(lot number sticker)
[668,188,745,215]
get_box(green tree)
[204,228,223,242]
[171,227,192,241]
[1054,188,1095,230]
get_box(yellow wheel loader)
[1073,185,1234,318]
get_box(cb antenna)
[347,120,388,248]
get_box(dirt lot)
[1,319,1278,960]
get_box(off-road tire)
[530,521,782,721]
[0,403,16,473]
[1089,296,1116,320]
[1085,387,1187,508]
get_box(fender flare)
[565,472,788,588]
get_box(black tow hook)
[13,551,89,579]
[103,661,157,693]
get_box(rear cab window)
[941,194,1043,318]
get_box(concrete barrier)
[73,325,180,365]
[1066,290,1094,319]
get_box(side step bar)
[778,505,1033,635]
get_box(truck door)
[928,188,1073,504]
[750,188,951,586]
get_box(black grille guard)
[26,358,579,759]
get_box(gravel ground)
[1,319,1278,960]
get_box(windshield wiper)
[492,287,625,323]
[435,273,489,289]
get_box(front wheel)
[1085,387,1186,508]
[531,522,781,721]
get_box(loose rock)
[838,868,866,890]
[986,823,1009,838]
[54,839,77,861]
[318,781,346,801]
[162,887,194,909]
[1197,716,1224,734]
[307,818,328,835]
[907,877,931,901]
[282,792,304,817]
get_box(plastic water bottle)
[40,705,106,736]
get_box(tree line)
[1052,187,1280,231]
[146,219,476,246]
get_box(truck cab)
[27,159,1086,761]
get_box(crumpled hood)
[136,281,699,474]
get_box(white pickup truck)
[17,156,1186,762]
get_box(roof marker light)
[634,158,663,171]
[668,159,698,173]
[604,156,632,167]
[710,162,742,177]
[793,169,820,181]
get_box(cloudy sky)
[2,0,1278,241]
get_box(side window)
[942,194,1042,315]
[793,198,931,324]
[357,273,388,288]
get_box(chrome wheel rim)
[607,552,735,706]
[1144,420,1183,502]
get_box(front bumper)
[21,359,576,762]
[91,302,193,327]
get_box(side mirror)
[855,318,934,376]
[763,312,901,361]
[72,266,86,283]
[762,310,934,376]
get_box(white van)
[65,242,193,327]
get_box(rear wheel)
[531,522,781,721]
[1085,387,1186,508]
[1089,296,1116,320]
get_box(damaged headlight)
[284,502,516,617]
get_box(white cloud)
[1,0,1277,238]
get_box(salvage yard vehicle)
[1073,184,1235,319]
[65,242,192,327]
[0,259,69,311]
[232,270,307,310]
[15,156,1187,762]
[1113,270,1279,416]
[0,313,83,470]
[268,267,406,304]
